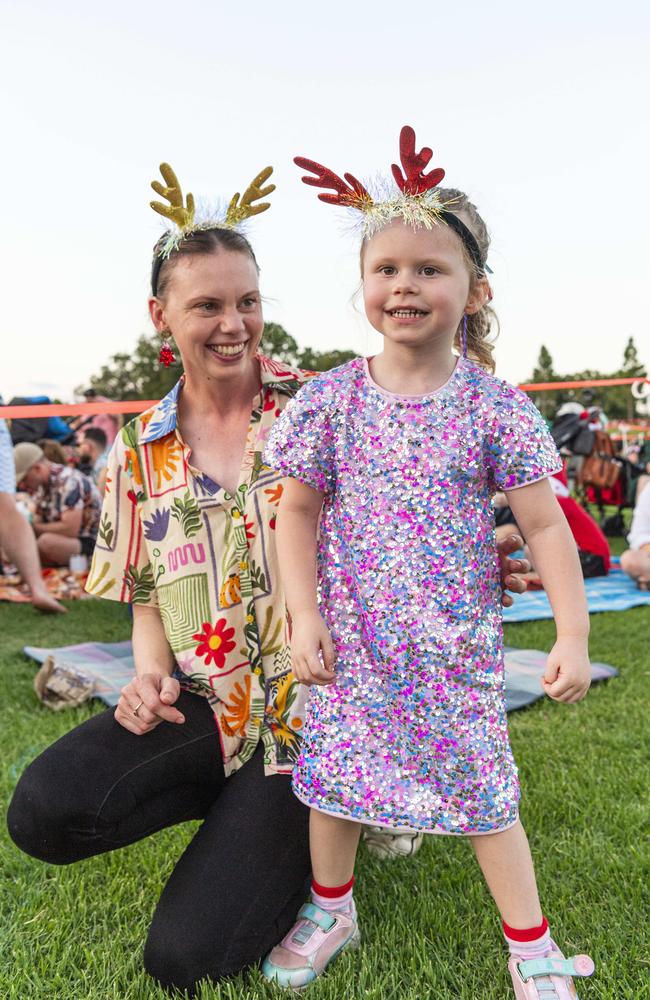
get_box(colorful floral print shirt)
[86,355,313,777]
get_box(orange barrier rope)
[0,378,648,418]
[0,400,158,418]
[519,377,650,391]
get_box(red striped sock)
[311,876,355,914]
[503,917,551,959]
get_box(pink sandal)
[508,942,594,998]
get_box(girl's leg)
[470,819,542,928]
[310,809,361,887]
[471,821,594,997]
[262,811,362,988]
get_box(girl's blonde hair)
[438,187,498,373]
[360,187,498,373]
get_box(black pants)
[7,692,311,994]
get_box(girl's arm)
[276,478,336,686]
[114,604,185,734]
[506,478,591,703]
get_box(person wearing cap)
[0,413,65,612]
[14,441,102,566]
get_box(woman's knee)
[144,925,231,994]
[7,757,82,865]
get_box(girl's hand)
[115,673,185,735]
[497,533,531,607]
[542,638,591,703]
[290,610,336,686]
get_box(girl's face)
[362,220,482,352]
[149,250,264,384]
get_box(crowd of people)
[0,399,119,606]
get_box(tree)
[531,345,558,418]
[81,333,180,402]
[609,336,648,420]
[523,337,648,423]
[296,347,357,372]
[532,345,556,383]
[81,324,357,403]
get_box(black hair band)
[440,211,490,274]
[151,254,164,297]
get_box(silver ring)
[133,699,145,718]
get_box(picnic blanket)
[0,567,89,603]
[503,562,650,623]
[23,641,618,712]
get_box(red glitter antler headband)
[391,126,446,195]
[294,126,487,274]
[293,158,372,208]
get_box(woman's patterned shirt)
[86,355,313,777]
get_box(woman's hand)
[542,637,591,703]
[115,673,185,735]
[497,533,531,607]
[290,610,336,686]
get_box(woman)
[7,213,530,994]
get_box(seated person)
[77,427,109,492]
[0,418,65,612]
[620,479,650,590]
[13,442,102,567]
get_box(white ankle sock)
[505,927,552,960]
[311,885,354,915]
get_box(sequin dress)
[264,357,562,835]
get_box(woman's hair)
[360,188,498,373]
[151,227,260,298]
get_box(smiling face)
[362,219,484,354]
[149,250,264,385]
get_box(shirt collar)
[140,355,307,444]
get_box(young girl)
[262,128,595,998]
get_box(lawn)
[1,585,649,999]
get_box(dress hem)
[293,785,520,837]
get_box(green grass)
[1,592,649,999]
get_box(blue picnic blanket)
[23,641,617,712]
[503,562,650,623]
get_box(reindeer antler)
[391,126,445,196]
[224,166,276,227]
[150,163,196,230]
[294,157,372,207]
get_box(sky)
[1,0,648,402]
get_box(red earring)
[158,334,175,368]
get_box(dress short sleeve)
[85,429,159,606]
[485,387,562,492]
[264,378,336,493]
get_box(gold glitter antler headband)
[224,166,276,226]
[150,160,276,264]
[150,163,196,231]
